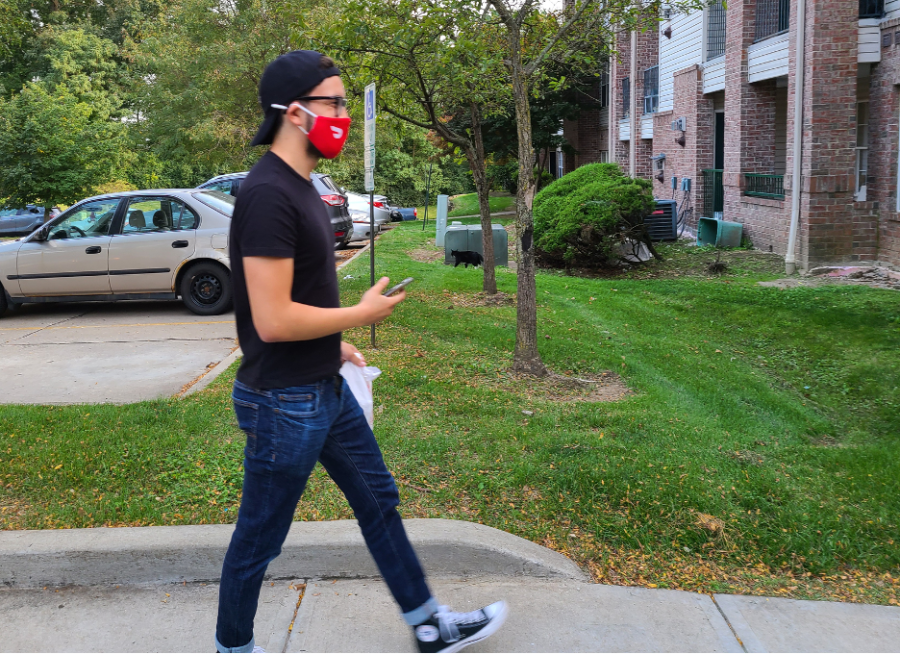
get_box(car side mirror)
[33,225,51,242]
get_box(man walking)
[215,50,507,654]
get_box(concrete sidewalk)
[4,577,899,653]
[1,520,898,653]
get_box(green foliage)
[0,81,125,211]
[533,163,656,267]
[487,160,518,194]
[317,113,473,207]
[129,0,311,183]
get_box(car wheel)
[180,262,232,316]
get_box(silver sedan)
[0,189,235,317]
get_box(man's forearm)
[253,302,367,343]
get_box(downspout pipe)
[785,0,806,275]
[629,29,637,177]
[609,58,615,166]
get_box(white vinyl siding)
[641,114,654,139]
[887,0,900,19]
[703,58,726,93]
[747,32,789,83]
[858,20,882,64]
[620,119,631,142]
[658,10,703,113]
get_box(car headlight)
[349,210,368,221]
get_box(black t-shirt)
[230,151,341,389]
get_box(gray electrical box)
[444,224,508,267]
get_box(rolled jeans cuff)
[216,635,255,653]
[403,597,439,626]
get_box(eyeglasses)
[295,96,348,116]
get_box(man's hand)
[244,257,406,342]
[357,277,405,324]
[341,341,366,367]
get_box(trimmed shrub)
[533,163,657,268]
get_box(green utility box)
[697,217,743,248]
[444,224,508,267]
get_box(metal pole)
[785,0,806,275]
[422,160,433,231]
[369,190,376,348]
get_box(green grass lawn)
[417,192,514,221]
[2,224,899,604]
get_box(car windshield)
[191,190,235,217]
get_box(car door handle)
[172,240,189,248]
[85,246,102,254]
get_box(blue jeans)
[215,376,436,652]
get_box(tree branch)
[524,0,599,77]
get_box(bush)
[533,163,657,268]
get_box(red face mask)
[286,102,351,159]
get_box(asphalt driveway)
[0,301,236,404]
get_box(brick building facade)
[562,0,900,270]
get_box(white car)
[345,192,392,227]
[0,189,236,317]
[349,209,375,242]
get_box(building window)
[859,0,884,19]
[856,101,869,201]
[599,68,609,109]
[643,66,659,114]
[706,0,726,61]
[622,77,630,119]
[556,148,564,178]
[755,0,790,41]
[600,150,609,164]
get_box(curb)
[336,242,370,272]
[0,519,588,588]
[180,346,242,397]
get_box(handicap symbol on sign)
[365,88,375,120]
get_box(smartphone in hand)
[384,277,414,296]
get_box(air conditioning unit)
[647,199,678,241]
[671,117,686,131]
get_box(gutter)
[784,0,806,274]
[630,30,637,177]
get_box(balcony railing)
[755,0,790,41]
[701,169,725,218]
[744,173,785,200]
[859,0,884,19]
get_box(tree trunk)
[468,103,497,295]
[507,24,547,377]
[43,206,52,224]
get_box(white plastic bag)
[340,361,382,429]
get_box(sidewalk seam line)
[284,581,307,653]
[710,593,747,653]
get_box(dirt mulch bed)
[499,370,631,403]
[409,247,444,263]
[442,290,516,308]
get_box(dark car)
[197,172,353,249]
[391,207,418,222]
[0,205,59,236]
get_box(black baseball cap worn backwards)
[250,50,341,147]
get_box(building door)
[714,112,725,170]
[712,112,725,216]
